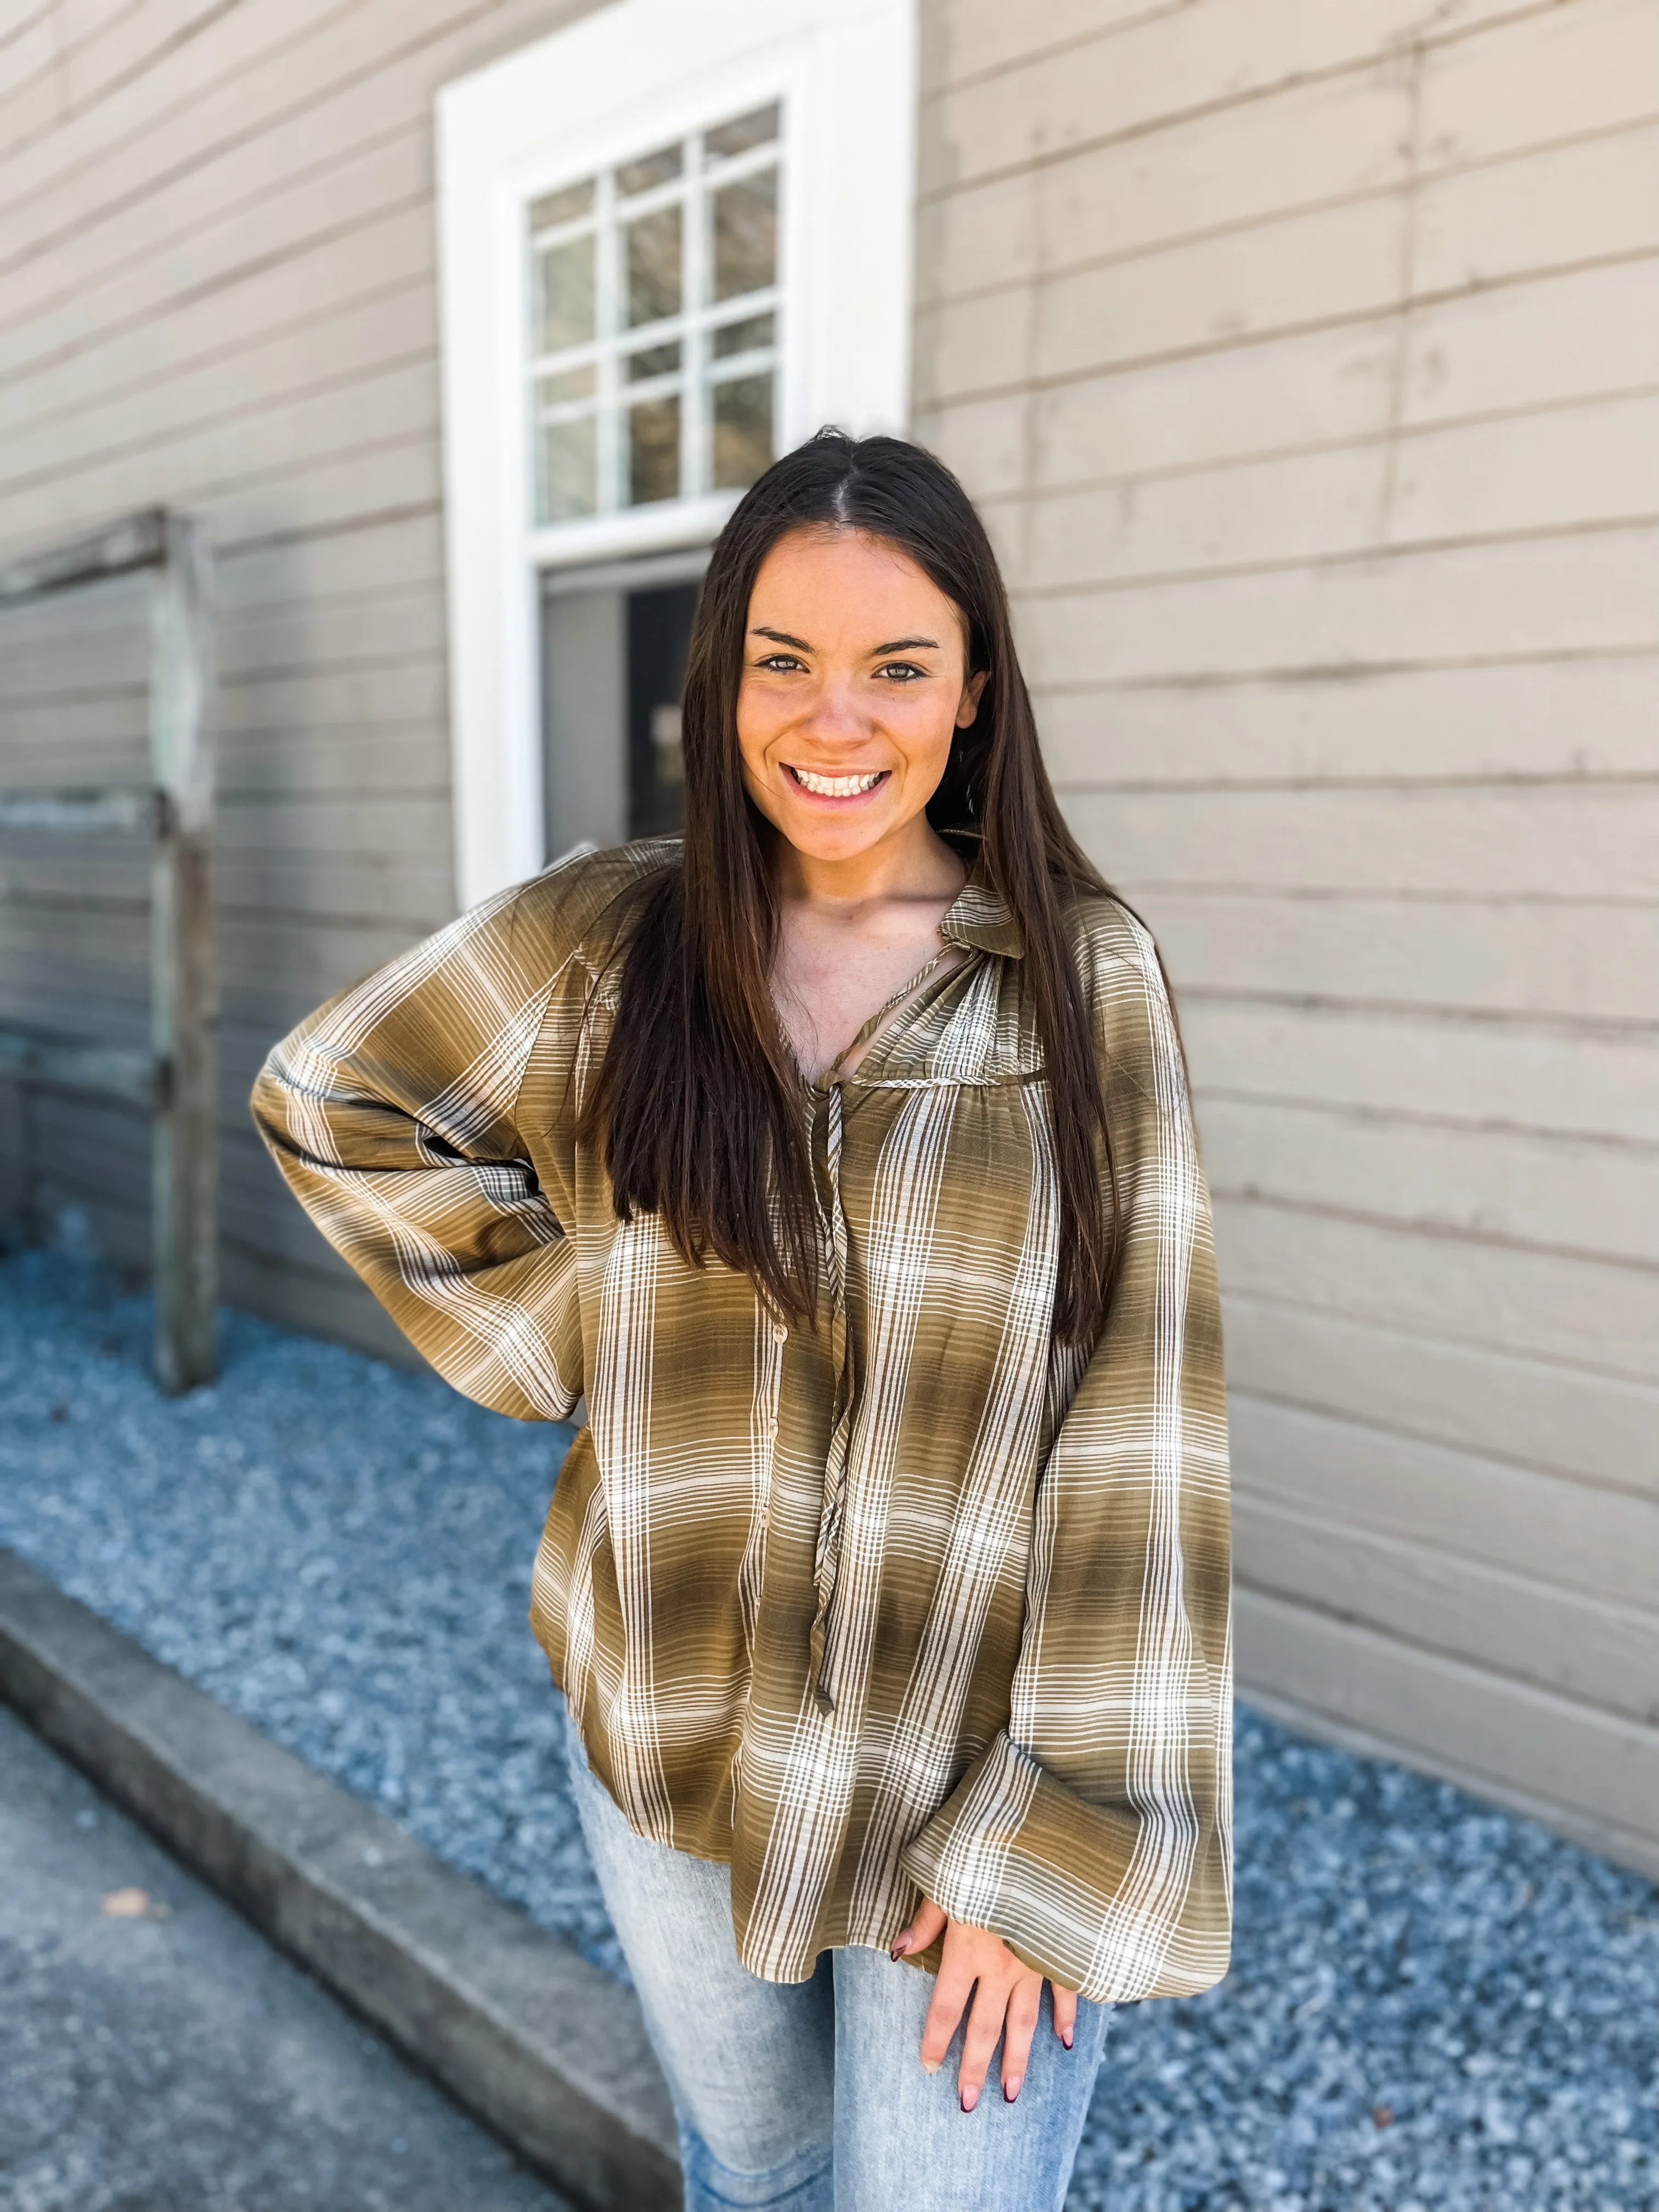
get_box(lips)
[786,765,890,798]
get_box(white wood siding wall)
[0,0,602,1359]
[916,0,1659,1871]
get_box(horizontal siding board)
[930,0,1537,191]
[920,0,1171,95]
[217,509,445,607]
[918,65,1415,310]
[1025,316,1399,487]
[1412,115,1659,297]
[0,106,429,405]
[1037,655,1659,786]
[1234,1491,1659,1722]
[1141,889,1659,1025]
[1021,526,1659,687]
[1401,250,1659,431]
[1015,390,1659,590]
[1234,1587,1659,1870]
[1067,783,1659,900]
[1231,1393,1659,1608]
[1224,1293,1659,1496]
[1183,998,1659,1145]
[975,252,1659,499]
[1418,0,1659,171]
[1215,1195,1659,1383]
[59,0,246,112]
[2,246,436,464]
[3,359,442,538]
[0,191,435,406]
[919,121,1659,408]
[1198,1093,1659,1266]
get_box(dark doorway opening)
[626,582,699,840]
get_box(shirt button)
[772,1322,788,1344]
[761,1415,778,1440]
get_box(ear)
[956,668,989,728]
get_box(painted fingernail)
[890,1936,910,1960]
[1062,2028,1074,2050]
[961,2086,979,2113]
[1004,2075,1022,2103]
[921,2057,941,2075]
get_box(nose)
[797,673,870,747]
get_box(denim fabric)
[563,1712,1111,2211]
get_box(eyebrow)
[749,627,942,656]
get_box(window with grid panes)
[528,102,782,527]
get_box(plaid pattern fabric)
[251,842,1232,2001]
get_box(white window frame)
[436,0,919,910]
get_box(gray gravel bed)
[1,1249,1654,2211]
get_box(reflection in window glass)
[539,416,597,522]
[712,373,772,490]
[529,178,594,229]
[538,364,596,405]
[706,103,779,162]
[627,341,681,381]
[712,172,776,302]
[537,235,595,353]
[630,395,681,505]
[527,103,784,524]
[712,311,774,359]
[618,143,683,195]
[627,205,682,327]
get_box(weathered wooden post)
[149,516,217,1394]
[0,508,218,1392]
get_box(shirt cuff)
[897,1728,1228,2003]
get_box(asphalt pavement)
[0,1701,572,2212]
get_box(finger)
[957,1974,1011,2113]
[1052,1983,1079,2051]
[1000,1973,1042,2102]
[919,1956,975,2076]
[891,1895,948,1963]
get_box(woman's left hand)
[890,1897,1077,2110]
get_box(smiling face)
[735,527,987,874]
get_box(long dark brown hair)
[580,428,1119,1345]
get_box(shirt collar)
[939,867,1024,960]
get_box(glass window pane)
[712,311,774,359]
[529,178,594,230]
[538,416,597,523]
[538,364,596,407]
[712,171,776,302]
[629,393,681,505]
[537,235,595,353]
[626,340,681,381]
[706,103,780,161]
[627,205,682,327]
[618,142,683,195]
[710,371,772,490]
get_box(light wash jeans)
[563,1709,1111,2211]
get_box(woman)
[252,430,1232,2211]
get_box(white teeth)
[791,767,885,797]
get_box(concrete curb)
[0,1547,679,2211]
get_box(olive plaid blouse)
[251,842,1233,2002]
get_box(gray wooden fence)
[0,510,217,1394]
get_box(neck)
[774,814,966,912]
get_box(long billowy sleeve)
[901,910,1232,2002]
[249,878,586,1421]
